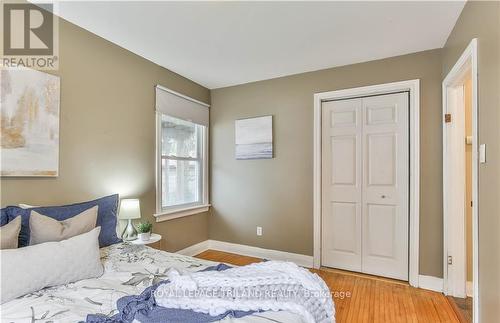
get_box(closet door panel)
[321,99,362,272]
[361,92,409,281]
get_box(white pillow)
[0,227,103,303]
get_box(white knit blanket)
[154,261,335,323]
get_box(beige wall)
[210,49,444,278]
[0,16,210,252]
[442,1,500,320]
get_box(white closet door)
[321,92,409,281]
[361,92,409,280]
[321,99,362,271]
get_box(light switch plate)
[479,144,486,163]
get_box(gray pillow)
[29,206,98,245]
[0,217,21,250]
[1,227,103,303]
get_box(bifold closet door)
[361,93,409,281]
[321,98,363,272]
[321,92,409,280]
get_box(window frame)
[155,112,210,222]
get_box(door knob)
[381,195,387,198]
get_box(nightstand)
[130,233,162,249]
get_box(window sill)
[154,204,211,222]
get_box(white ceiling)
[53,1,465,89]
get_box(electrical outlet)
[256,226,263,236]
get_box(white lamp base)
[121,219,137,241]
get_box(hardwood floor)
[195,250,461,323]
[447,296,472,323]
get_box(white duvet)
[0,243,313,323]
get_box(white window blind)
[155,85,209,126]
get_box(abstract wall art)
[1,68,60,176]
[235,115,273,160]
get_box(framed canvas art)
[1,68,60,176]
[235,115,273,160]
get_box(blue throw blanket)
[86,264,257,323]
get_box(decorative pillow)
[1,207,12,226]
[0,217,21,250]
[0,227,103,304]
[7,194,121,248]
[29,206,98,245]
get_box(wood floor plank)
[195,250,460,323]
[447,296,471,323]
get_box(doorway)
[313,80,420,287]
[443,38,478,323]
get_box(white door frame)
[442,38,479,323]
[313,79,420,287]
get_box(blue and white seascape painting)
[235,116,273,160]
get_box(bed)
[1,243,306,323]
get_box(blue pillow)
[7,194,121,248]
[1,207,11,226]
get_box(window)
[161,115,203,208]
[155,86,209,221]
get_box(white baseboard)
[466,281,473,297]
[178,241,445,293]
[176,240,210,257]
[209,240,314,268]
[418,275,443,292]
[176,239,314,268]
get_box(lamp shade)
[118,199,141,220]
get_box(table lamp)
[119,199,141,241]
